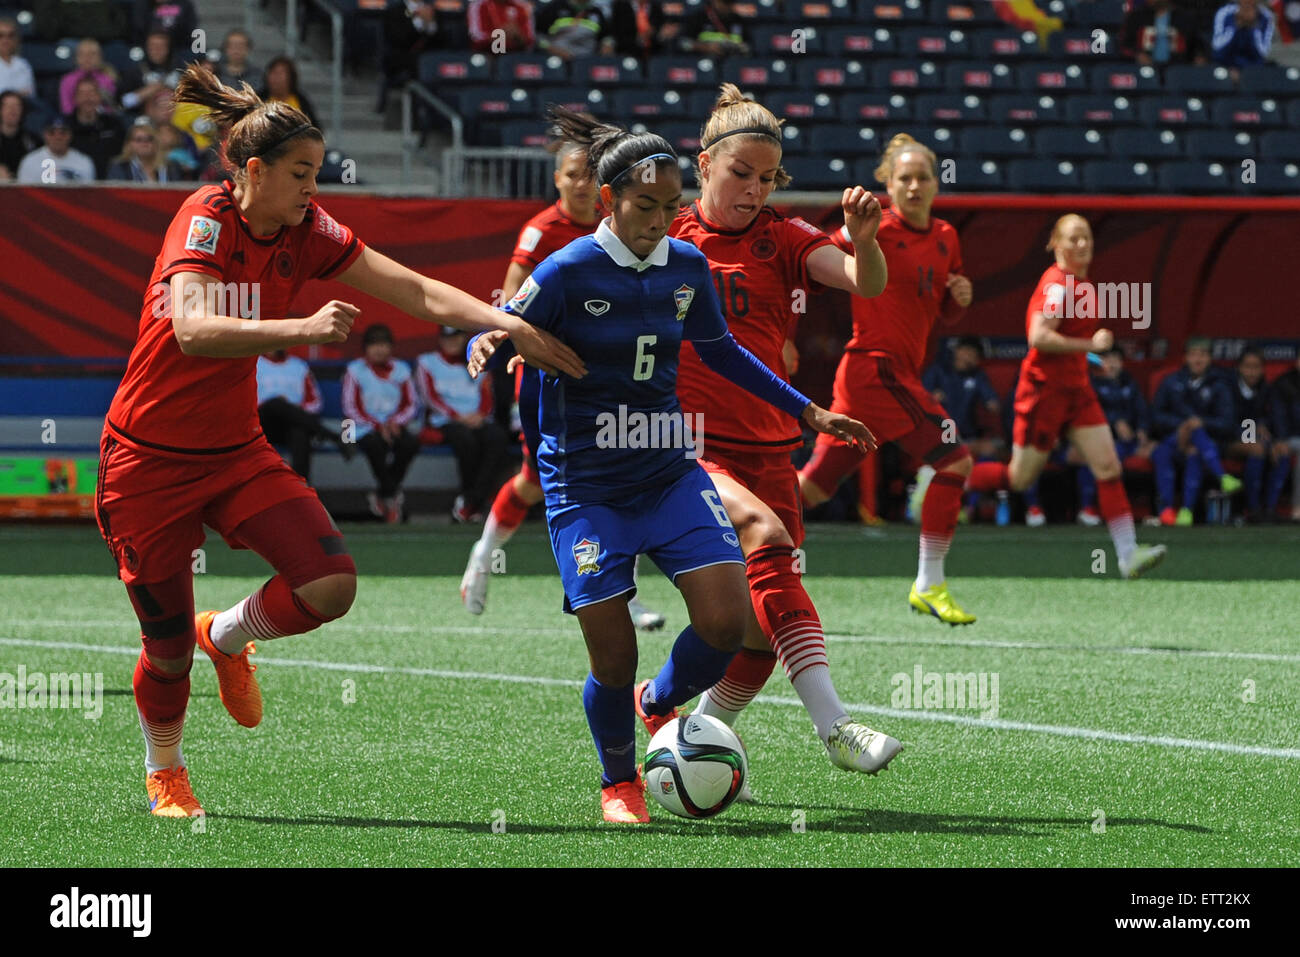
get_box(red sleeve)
[159,201,234,282]
[938,226,967,325]
[342,371,381,428]
[780,216,834,291]
[389,373,419,427]
[521,4,536,46]
[510,217,548,269]
[418,362,458,420]
[302,369,322,414]
[303,202,365,280]
[478,373,494,415]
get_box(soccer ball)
[643,714,747,819]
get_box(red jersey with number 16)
[672,202,832,452]
[832,207,963,378]
[106,182,365,457]
[1020,264,1095,391]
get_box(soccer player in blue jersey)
[487,108,874,823]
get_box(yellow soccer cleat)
[195,610,263,728]
[146,766,204,817]
[909,582,977,626]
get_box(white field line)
[1,635,1297,761]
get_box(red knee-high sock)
[490,480,530,530]
[1097,477,1137,563]
[965,461,1009,494]
[235,575,329,640]
[134,651,190,772]
[697,648,777,725]
[917,470,965,590]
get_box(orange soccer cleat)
[146,766,204,817]
[601,774,649,824]
[634,679,677,737]
[195,610,263,728]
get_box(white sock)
[916,531,951,592]
[694,687,741,727]
[1109,513,1138,567]
[210,603,255,654]
[790,664,849,742]
[139,708,184,774]
[481,511,516,552]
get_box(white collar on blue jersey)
[594,217,669,272]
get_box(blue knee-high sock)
[1192,428,1224,479]
[1244,454,1265,511]
[1266,454,1291,510]
[1184,448,1204,507]
[1022,480,1040,510]
[1154,436,1178,509]
[642,625,736,717]
[583,674,636,788]
[1078,466,1098,509]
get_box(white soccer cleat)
[825,719,903,774]
[1119,543,1167,580]
[627,596,665,631]
[460,540,491,615]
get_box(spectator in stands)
[1122,0,1207,65]
[260,56,320,130]
[59,39,120,115]
[17,115,96,182]
[119,30,183,112]
[606,0,673,59]
[467,0,536,53]
[0,17,34,98]
[0,90,37,181]
[257,350,354,482]
[416,327,510,523]
[1151,337,1241,525]
[32,0,126,43]
[68,76,125,178]
[1224,348,1290,521]
[1211,0,1275,69]
[924,337,1005,462]
[105,117,182,181]
[133,0,198,51]
[1270,353,1300,521]
[379,2,440,112]
[680,0,750,56]
[216,30,259,89]
[343,324,422,524]
[536,0,609,60]
[1077,347,1154,524]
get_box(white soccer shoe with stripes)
[627,596,665,631]
[825,719,903,774]
[460,540,490,615]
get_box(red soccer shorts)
[1013,375,1108,452]
[95,432,335,585]
[700,443,805,548]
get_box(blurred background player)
[1076,347,1155,525]
[1270,352,1300,521]
[669,85,902,779]
[257,348,354,481]
[798,133,980,624]
[490,108,872,822]
[97,64,583,818]
[1224,347,1289,522]
[921,336,1006,524]
[966,214,1166,578]
[460,139,667,629]
[1150,336,1241,525]
[416,326,510,522]
[342,323,421,523]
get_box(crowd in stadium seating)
[0,3,324,184]
[912,338,1300,526]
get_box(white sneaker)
[1025,505,1046,527]
[1119,543,1167,580]
[1076,507,1102,526]
[907,465,936,524]
[627,596,665,631]
[460,540,491,615]
[825,719,903,774]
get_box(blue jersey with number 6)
[502,219,727,506]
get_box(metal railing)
[401,82,462,189]
[247,0,343,141]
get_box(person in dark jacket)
[1270,353,1300,521]
[1151,337,1242,525]
[1122,0,1207,65]
[1076,348,1155,524]
[1224,348,1290,520]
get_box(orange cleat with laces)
[194,610,262,728]
[601,773,649,824]
[146,766,204,817]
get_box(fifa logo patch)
[184,216,221,254]
[673,284,694,321]
[572,537,600,575]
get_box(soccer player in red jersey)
[796,134,981,625]
[461,142,668,628]
[668,85,904,777]
[96,65,584,817]
[964,214,1167,579]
